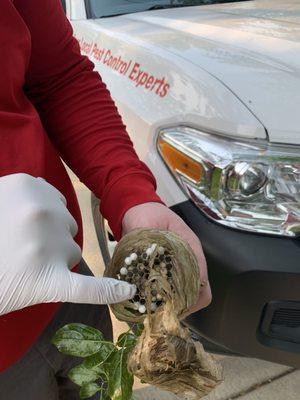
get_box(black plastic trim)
[258,300,300,353]
[61,0,66,13]
[84,0,93,19]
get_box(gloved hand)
[0,173,136,316]
[122,202,211,315]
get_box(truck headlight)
[157,127,300,237]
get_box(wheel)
[91,193,117,270]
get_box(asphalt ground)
[71,170,299,400]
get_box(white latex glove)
[0,173,136,316]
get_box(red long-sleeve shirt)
[0,0,162,371]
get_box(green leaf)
[52,323,107,357]
[106,347,134,400]
[79,382,102,399]
[117,332,136,348]
[84,344,116,370]
[68,363,103,387]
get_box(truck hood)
[110,0,300,145]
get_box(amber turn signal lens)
[158,138,203,184]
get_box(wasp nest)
[105,228,223,399]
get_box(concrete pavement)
[71,171,299,400]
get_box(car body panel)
[82,1,300,145]
[209,0,300,25]
[72,18,267,140]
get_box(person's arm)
[16,0,211,313]
[16,0,163,241]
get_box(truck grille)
[259,300,300,347]
[271,308,300,329]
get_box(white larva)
[146,248,152,257]
[158,246,165,255]
[151,243,157,251]
[125,257,132,265]
[138,304,146,314]
[130,253,138,261]
[120,267,128,275]
[133,302,140,311]
[151,302,157,312]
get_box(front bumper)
[170,200,300,368]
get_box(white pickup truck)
[63,0,300,368]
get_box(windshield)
[88,0,252,18]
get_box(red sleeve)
[15,0,164,240]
